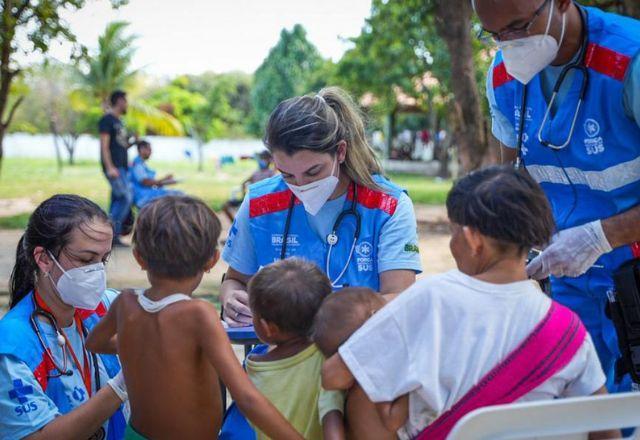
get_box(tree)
[34,62,91,167]
[249,24,325,135]
[0,0,127,172]
[148,73,254,171]
[78,21,137,107]
[336,0,491,173]
[78,21,183,137]
[434,0,488,172]
[147,78,209,170]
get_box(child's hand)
[322,410,345,440]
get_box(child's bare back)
[86,196,302,440]
[116,290,223,438]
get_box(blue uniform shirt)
[487,52,640,148]
[130,156,181,208]
[222,191,422,278]
[0,291,120,439]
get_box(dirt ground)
[0,205,455,311]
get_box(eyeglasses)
[477,0,550,43]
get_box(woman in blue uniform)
[0,195,127,439]
[221,87,423,326]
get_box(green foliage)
[337,1,441,113]
[77,21,138,104]
[147,72,252,142]
[337,0,492,122]
[249,24,326,135]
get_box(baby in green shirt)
[247,258,345,440]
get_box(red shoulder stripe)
[493,62,515,89]
[585,43,631,82]
[33,356,55,392]
[349,185,398,216]
[249,189,298,218]
[632,242,640,259]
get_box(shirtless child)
[86,195,301,440]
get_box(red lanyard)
[35,291,93,398]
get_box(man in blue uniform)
[475,0,640,390]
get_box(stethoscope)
[516,5,590,168]
[281,183,362,288]
[29,295,101,390]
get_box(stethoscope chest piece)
[326,232,339,246]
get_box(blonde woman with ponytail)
[221,87,422,327]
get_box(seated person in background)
[222,150,275,222]
[321,166,616,440]
[245,258,345,440]
[130,140,182,208]
[86,195,302,440]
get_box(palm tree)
[80,21,138,107]
[79,21,184,136]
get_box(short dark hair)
[133,195,221,279]
[137,140,150,151]
[248,258,332,337]
[311,287,386,356]
[446,166,555,253]
[110,90,126,106]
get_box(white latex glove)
[527,220,612,280]
[108,370,128,403]
[222,289,253,327]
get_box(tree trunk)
[197,140,204,172]
[50,121,64,173]
[623,0,640,18]
[62,134,78,165]
[0,129,4,173]
[384,111,396,160]
[434,0,488,173]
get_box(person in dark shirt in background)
[99,90,136,246]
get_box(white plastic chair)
[447,392,640,440]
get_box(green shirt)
[246,344,344,440]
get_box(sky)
[23,0,372,78]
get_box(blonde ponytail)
[318,87,382,190]
[264,86,383,191]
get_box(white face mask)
[286,156,340,216]
[496,0,566,85]
[48,252,106,310]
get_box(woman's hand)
[222,289,253,326]
[220,268,253,327]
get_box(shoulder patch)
[350,185,398,216]
[585,43,631,81]
[249,189,297,218]
[493,62,515,89]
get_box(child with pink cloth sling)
[315,166,618,440]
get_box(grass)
[0,157,451,228]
